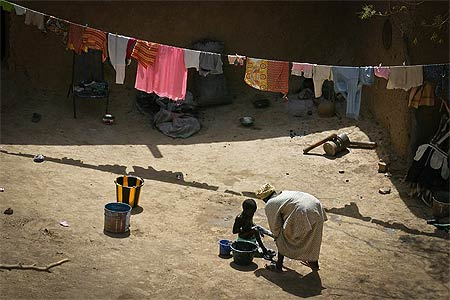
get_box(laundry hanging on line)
[184,49,201,70]
[408,82,435,109]
[332,66,374,120]
[312,65,333,98]
[131,40,159,69]
[244,58,289,94]
[135,45,188,101]
[108,33,131,84]
[12,2,25,15]
[374,65,390,80]
[387,66,423,91]
[24,9,45,31]
[81,28,108,62]
[66,24,85,55]
[45,16,69,44]
[6,0,450,110]
[291,63,314,78]
[199,52,223,76]
[227,54,246,66]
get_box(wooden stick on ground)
[0,258,70,272]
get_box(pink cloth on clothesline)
[134,45,187,101]
[291,63,314,78]
[374,66,390,80]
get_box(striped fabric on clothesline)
[4,0,450,69]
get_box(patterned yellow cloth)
[245,58,289,94]
[245,58,269,91]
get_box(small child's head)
[242,199,257,217]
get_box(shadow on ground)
[0,149,255,196]
[229,261,258,272]
[325,202,449,240]
[254,267,324,298]
[0,87,435,224]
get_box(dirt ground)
[1,84,449,300]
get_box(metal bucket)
[104,202,132,233]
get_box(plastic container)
[104,202,132,233]
[230,241,258,265]
[115,175,144,208]
[219,239,232,256]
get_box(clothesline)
[2,0,449,121]
[4,0,450,68]
[6,1,225,58]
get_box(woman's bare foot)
[300,260,320,271]
[265,262,282,272]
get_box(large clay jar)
[318,101,335,118]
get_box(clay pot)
[317,101,335,118]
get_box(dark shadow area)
[224,189,241,196]
[241,192,257,198]
[147,144,163,158]
[398,234,450,284]
[229,261,258,272]
[0,87,367,150]
[326,202,372,221]
[218,254,232,259]
[0,149,255,196]
[129,166,219,191]
[254,267,324,298]
[0,85,440,225]
[103,230,130,238]
[0,149,128,174]
[325,202,449,239]
[131,206,144,215]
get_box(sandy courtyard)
[1,86,449,299]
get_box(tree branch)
[0,259,70,272]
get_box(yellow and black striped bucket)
[114,176,144,208]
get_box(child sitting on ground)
[232,199,275,260]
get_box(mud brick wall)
[3,1,449,158]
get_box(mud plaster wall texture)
[3,1,449,157]
[356,1,450,157]
[4,1,361,90]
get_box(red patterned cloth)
[67,24,85,54]
[267,60,289,94]
[245,58,289,94]
[131,40,160,68]
[81,28,108,62]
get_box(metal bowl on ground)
[240,116,254,127]
[230,241,258,265]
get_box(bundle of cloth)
[152,95,200,139]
